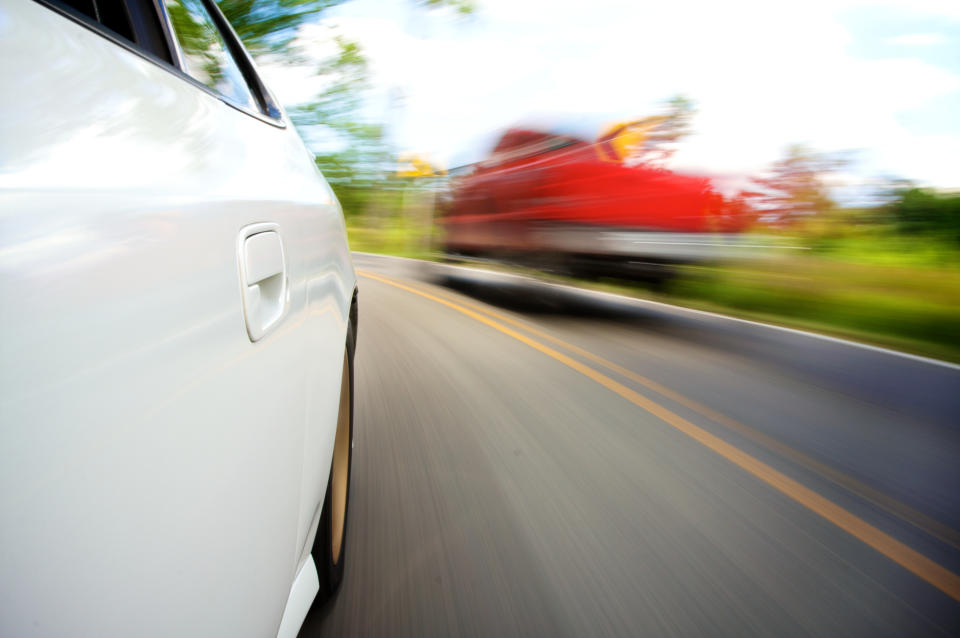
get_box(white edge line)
[353,251,428,265]
[353,252,960,372]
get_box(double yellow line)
[359,269,960,602]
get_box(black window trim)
[201,0,284,120]
[32,0,287,128]
[38,0,171,62]
[151,0,184,69]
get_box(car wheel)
[315,327,354,599]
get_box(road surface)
[300,252,960,637]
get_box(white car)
[0,0,357,636]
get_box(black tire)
[314,324,355,599]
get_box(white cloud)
[265,0,960,189]
[888,33,948,46]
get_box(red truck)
[440,125,754,283]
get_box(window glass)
[163,0,257,110]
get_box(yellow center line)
[359,268,960,603]
[380,274,960,553]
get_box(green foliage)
[169,0,239,85]
[889,187,960,245]
[216,0,474,215]
[167,1,216,59]
[286,35,394,216]
[217,0,345,55]
[313,138,392,216]
[288,36,368,124]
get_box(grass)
[662,259,960,363]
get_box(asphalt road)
[300,253,960,637]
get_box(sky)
[261,0,960,191]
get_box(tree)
[890,187,960,245]
[637,95,695,166]
[216,0,473,216]
[284,35,393,215]
[746,145,848,226]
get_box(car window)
[47,0,174,63]
[55,0,136,42]
[163,0,257,110]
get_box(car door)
[0,1,351,636]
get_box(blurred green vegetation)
[646,178,960,361]
[217,0,473,218]
[346,220,434,258]
[630,189,960,362]
[344,181,444,259]
[891,187,960,246]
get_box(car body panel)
[0,1,354,635]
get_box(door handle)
[238,223,288,341]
